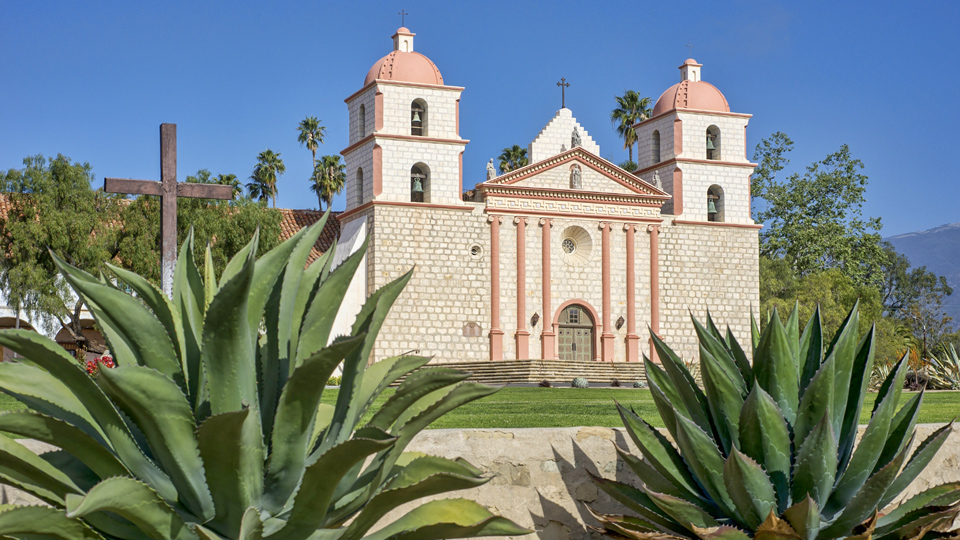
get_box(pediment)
[479,147,669,202]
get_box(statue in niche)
[652,170,662,190]
[571,128,582,148]
[570,165,582,189]
[486,158,496,180]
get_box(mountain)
[886,222,960,325]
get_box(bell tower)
[341,27,468,210]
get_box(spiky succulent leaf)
[66,476,198,540]
[723,449,777,529]
[739,385,791,511]
[753,310,799,425]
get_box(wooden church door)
[558,305,593,362]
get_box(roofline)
[341,133,469,156]
[632,157,758,176]
[344,79,466,104]
[635,107,753,128]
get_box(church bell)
[412,111,421,123]
[706,136,716,151]
[707,197,718,214]
[411,178,424,193]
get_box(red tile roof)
[277,209,341,264]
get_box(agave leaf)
[878,422,955,509]
[726,327,754,389]
[52,252,182,384]
[0,331,176,501]
[246,224,309,351]
[648,371,681,436]
[877,482,960,529]
[754,511,803,540]
[263,336,365,515]
[838,327,877,471]
[0,434,84,505]
[753,310,799,425]
[724,449,777,529]
[699,345,744,454]
[97,365,214,521]
[271,429,396,539]
[204,243,217,307]
[41,449,100,492]
[739,385,791,512]
[645,358,685,433]
[828,355,908,513]
[818,434,912,539]
[782,496,819,540]
[784,303,800,360]
[197,408,264,539]
[691,525,753,540]
[874,506,958,540]
[874,391,923,474]
[358,498,531,540]
[393,383,499,449]
[652,332,712,433]
[65,476,199,540]
[693,316,747,396]
[796,307,822,394]
[794,353,835,447]
[295,237,369,366]
[588,509,664,539]
[589,473,694,536]
[673,413,736,516]
[173,232,206,410]
[286,235,336,377]
[750,311,761,351]
[354,355,436,423]
[202,235,257,415]
[343,456,489,540]
[823,302,860,439]
[644,488,721,532]
[0,505,103,539]
[616,402,703,501]
[614,444,701,504]
[791,413,837,509]
[367,365,467,431]
[0,411,127,479]
[219,228,259,287]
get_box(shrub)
[572,377,589,388]
[928,344,960,390]
[632,380,647,389]
[326,375,342,386]
[590,305,960,540]
[610,379,622,387]
[0,216,529,539]
[538,379,552,388]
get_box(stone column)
[648,224,662,362]
[624,224,640,362]
[600,222,614,362]
[488,215,503,361]
[540,218,555,359]
[515,217,529,359]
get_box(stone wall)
[676,111,750,165]
[658,222,760,361]
[528,109,600,163]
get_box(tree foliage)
[497,145,528,174]
[248,149,286,207]
[309,154,345,211]
[610,90,652,164]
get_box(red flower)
[99,355,115,368]
[85,359,100,375]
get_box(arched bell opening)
[410,163,430,203]
[706,125,721,160]
[411,99,427,136]
[707,184,725,222]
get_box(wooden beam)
[104,178,162,196]
[177,183,234,200]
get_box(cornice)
[341,133,469,155]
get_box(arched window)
[359,104,366,137]
[706,125,721,160]
[411,99,427,136]
[707,184,724,222]
[652,130,661,164]
[355,168,364,206]
[411,163,429,202]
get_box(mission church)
[330,26,760,367]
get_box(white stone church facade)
[334,27,760,364]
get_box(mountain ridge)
[885,221,960,327]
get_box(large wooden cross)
[105,124,234,298]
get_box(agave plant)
[0,214,529,540]
[590,304,960,540]
[927,344,960,390]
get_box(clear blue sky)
[2,1,957,236]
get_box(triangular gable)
[479,146,669,199]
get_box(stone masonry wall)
[528,109,600,163]
[512,165,637,195]
[658,222,759,361]
[370,203,489,363]
[343,139,375,211]
[677,161,753,224]
[676,111,750,164]
[379,83,461,140]
[377,137,465,205]
[634,115,677,171]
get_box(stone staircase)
[434,359,646,385]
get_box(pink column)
[600,222,615,362]
[488,215,503,361]
[540,218,555,359]
[624,224,640,362]
[648,224,662,363]
[515,217,529,359]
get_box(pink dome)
[652,80,730,116]
[364,50,443,86]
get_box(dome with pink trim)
[652,59,730,116]
[363,28,444,86]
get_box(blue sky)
[2,1,957,236]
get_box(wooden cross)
[398,9,408,25]
[556,77,570,108]
[104,124,234,298]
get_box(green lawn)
[0,388,956,430]
[321,387,960,429]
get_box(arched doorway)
[557,304,594,362]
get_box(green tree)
[0,155,125,353]
[186,169,243,198]
[309,155,345,211]
[749,131,793,209]
[497,144,528,174]
[248,149,285,208]
[610,90,652,164]
[753,136,884,287]
[297,115,326,186]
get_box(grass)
[321,387,960,429]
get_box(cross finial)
[556,77,570,109]
[686,43,694,56]
[399,9,408,26]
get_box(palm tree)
[498,145,529,174]
[215,173,243,198]
[610,90,652,164]
[297,116,326,163]
[248,149,286,208]
[309,155,345,211]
